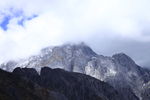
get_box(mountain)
[13,67,126,100]
[0,43,97,72]
[0,68,67,100]
[1,43,150,100]
[0,66,125,100]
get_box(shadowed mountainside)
[12,67,125,100]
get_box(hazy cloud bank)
[0,0,150,67]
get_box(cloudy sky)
[0,0,150,67]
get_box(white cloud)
[0,12,64,63]
[0,0,150,66]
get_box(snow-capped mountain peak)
[0,43,150,100]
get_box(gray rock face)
[0,61,17,72]
[141,81,150,100]
[1,43,150,100]
[2,43,97,73]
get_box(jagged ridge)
[1,43,150,100]
[13,67,124,100]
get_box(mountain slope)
[1,43,150,100]
[13,67,125,100]
[0,68,67,100]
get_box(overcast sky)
[0,0,150,67]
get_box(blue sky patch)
[0,16,11,31]
[0,8,38,31]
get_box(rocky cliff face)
[12,67,126,100]
[1,43,150,100]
